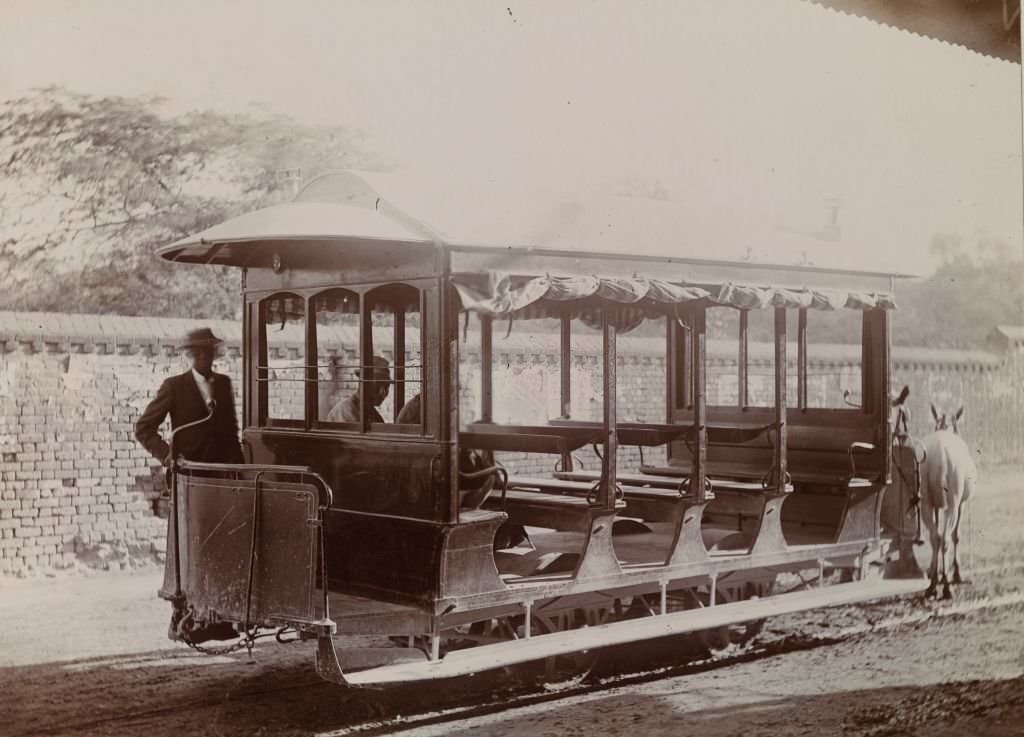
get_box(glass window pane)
[262,293,305,422]
[313,289,360,423]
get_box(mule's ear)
[896,385,910,405]
[931,404,940,423]
[954,407,964,422]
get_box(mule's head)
[891,385,911,439]
[930,403,964,433]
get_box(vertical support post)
[560,314,572,417]
[659,580,668,615]
[437,274,458,524]
[774,308,788,489]
[523,600,533,639]
[878,309,892,480]
[798,308,808,411]
[359,294,373,434]
[709,572,718,606]
[560,313,573,471]
[601,306,618,509]
[256,301,269,428]
[738,308,749,409]
[480,315,493,424]
[394,306,406,421]
[691,304,707,502]
[242,284,251,428]
[305,298,317,431]
[681,313,693,409]
[665,317,674,421]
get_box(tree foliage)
[893,234,1024,348]
[1,89,1018,347]
[0,87,380,317]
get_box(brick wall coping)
[0,311,242,356]
[0,310,1004,368]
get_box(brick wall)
[0,311,1019,576]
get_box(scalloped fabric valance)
[453,273,896,321]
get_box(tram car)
[154,170,925,685]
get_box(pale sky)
[1,0,1021,275]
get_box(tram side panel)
[244,430,508,608]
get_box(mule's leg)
[951,497,966,585]
[940,505,954,600]
[921,505,940,599]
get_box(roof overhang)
[157,170,921,281]
[808,0,1021,62]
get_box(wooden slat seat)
[558,470,695,490]
[506,476,596,493]
[546,420,776,447]
[556,470,794,494]
[484,486,625,532]
[460,423,602,455]
[508,475,682,501]
[548,420,690,447]
[640,463,868,489]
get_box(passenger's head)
[180,328,224,377]
[357,355,391,407]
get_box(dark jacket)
[134,370,244,465]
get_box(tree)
[893,234,1024,348]
[0,87,380,317]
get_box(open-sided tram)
[153,171,925,686]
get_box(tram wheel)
[529,602,622,683]
[670,577,776,655]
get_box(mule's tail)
[923,453,949,510]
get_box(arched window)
[366,283,423,427]
[312,289,360,423]
[259,292,305,425]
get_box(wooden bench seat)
[508,475,686,500]
[555,470,794,494]
[547,420,776,447]
[484,486,625,532]
[460,424,602,455]
[640,464,868,489]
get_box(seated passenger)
[396,393,421,424]
[326,355,391,423]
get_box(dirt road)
[2,467,1022,737]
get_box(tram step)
[343,577,927,685]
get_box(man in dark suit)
[135,327,244,466]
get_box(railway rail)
[16,569,1024,737]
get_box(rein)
[892,406,926,544]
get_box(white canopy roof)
[158,170,915,278]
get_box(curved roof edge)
[157,169,922,279]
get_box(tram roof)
[158,170,916,280]
[808,0,1020,63]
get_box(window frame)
[250,280,430,436]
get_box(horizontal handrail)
[176,460,334,508]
